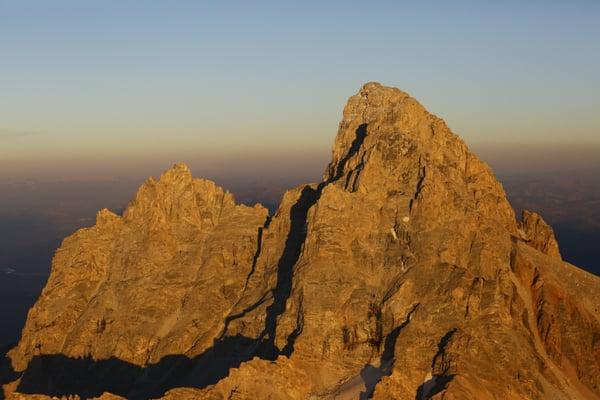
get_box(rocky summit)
[3,83,599,400]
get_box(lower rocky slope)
[3,83,599,400]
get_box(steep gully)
[6,125,370,399]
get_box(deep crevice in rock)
[219,215,272,338]
[259,185,319,357]
[332,123,368,182]
[359,303,419,399]
[415,328,457,400]
[281,291,304,357]
[246,215,271,288]
[218,292,269,340]
[409,164,426,211]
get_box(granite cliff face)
[3,83,600,400]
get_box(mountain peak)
[325,83,517,239]
[160,161,192,181]
[359,81,409,97]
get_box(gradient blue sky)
[1,1,599,181]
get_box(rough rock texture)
[3,83,600,400]
[6,163,270,398]
[520,210,562,259]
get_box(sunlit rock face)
[4,83,600,400]
[8,164,270,370]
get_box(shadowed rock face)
[3,83,600,400]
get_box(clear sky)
[1,1,599,181]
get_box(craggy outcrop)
[520,210,562,259]
[4,83,599,400]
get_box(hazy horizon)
[2,139,599,184]
[2,1,600,183]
